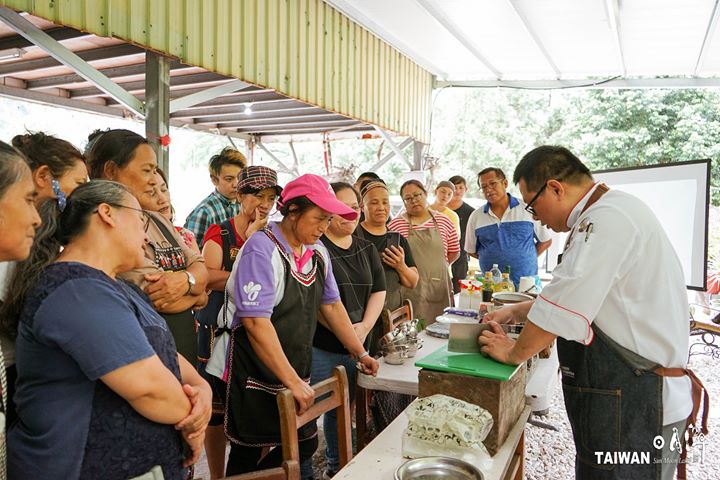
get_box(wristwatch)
[185,270,196,295]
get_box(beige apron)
[400,211,452,325]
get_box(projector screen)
[544,159,710,290]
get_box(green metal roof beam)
[0,0,433,142]
[0,6,145,116]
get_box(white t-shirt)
[528,184,692,425]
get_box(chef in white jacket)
[480,145,704,480]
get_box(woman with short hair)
[7,180,211,479]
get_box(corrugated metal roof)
[0,0,433,142]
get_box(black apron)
[556,184,707,479]
[225,228,325,447]
[559,324,663,478]
[148,216,197,363]
[196,220,239,366]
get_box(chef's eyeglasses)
[524,183,549,216]
[95,203,151,231]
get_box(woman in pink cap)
[224,174,379,477]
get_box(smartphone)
[385,232,400,251]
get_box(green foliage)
[548,89,720,204]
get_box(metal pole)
[145,52,171,176]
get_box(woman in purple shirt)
[224,174,379,477]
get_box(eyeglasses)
[524,183,548,216]
[479,180,502,192]
[95,203,151,231]
[402,192,425,203]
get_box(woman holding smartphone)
[356,179,418,347]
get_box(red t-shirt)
[203,218,245,267]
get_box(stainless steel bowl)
[382,343,408,365]
[394,457,484,480]
[405,338,423,358]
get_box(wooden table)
[337,405,531,480]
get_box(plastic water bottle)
[490,264,502,286]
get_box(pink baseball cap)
[279,174,358,221]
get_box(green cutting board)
[414,345,521,381]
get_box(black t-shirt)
[355,225,416,270]
[314,235,387,353]
[452,201,476,252]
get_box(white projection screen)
[547,160,710,290]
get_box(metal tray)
[425,322,450,339]
[394,456,484,480]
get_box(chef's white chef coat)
[528,183,692,425]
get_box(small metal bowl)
[382,344,407,365]
[394,457,484,480]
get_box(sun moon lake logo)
[243,282,262,303]
[596,424,707,467]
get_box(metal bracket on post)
[0,7,145,116]
[289,141,300,173]
[169,80,250,113]
[373,126,413,169]
[255,137,295,176]
[145,52,170,175]
[369,137,413,171]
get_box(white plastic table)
[337,405,531,480]
[358,331,447,395]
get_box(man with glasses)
[480,146,700,480]
[465,167,551,288]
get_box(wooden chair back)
[382,299,414,334]
[221,367,351,480]
[278,365,353,469]
[222,460,300,480]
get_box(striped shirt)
[183,190,239,247]
[388,212,460,263]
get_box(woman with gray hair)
[7,180,211,480]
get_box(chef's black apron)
[558,325,664,478]
[225,228,325,447]
[556,184,707,479]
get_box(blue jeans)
[300,347,357,478]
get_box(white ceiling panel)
[514,0,621,78]
[621,0,715,75]
[325,0,720,84]
[326,0,495,79]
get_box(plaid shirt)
[184,190,239,246]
